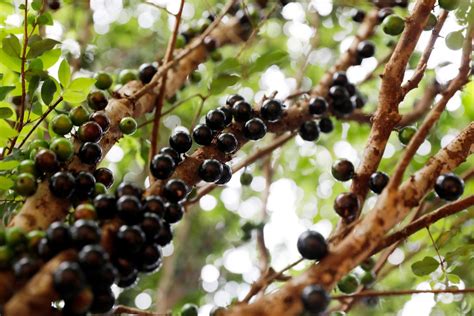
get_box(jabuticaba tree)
[0,0,472,315]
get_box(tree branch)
[333,288,474,300]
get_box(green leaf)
[63,77,95,104]
[0,160,19,170]
[2,34,21,58]
[28,58,43,72]
[411,256,439,276]
[31,0,42,11]
[0,119,18,147]
[28,75,41,97]
[0,176,14,190]
[0,49,21,72]
[215,58,241,73]
[0,86,15,101]
[209,74,240,94]
[58,59,71,87]
[39,48,61,69]
[249,50,289,73]
[0,107,13,119]
[37,13,53,26]
[41,78,57,105]
[26,38,60,59]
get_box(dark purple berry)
[357,40,376,59]
[117,195,143,224]
[299,121,320,141]
[244,118,267,140]
[226,94,244,106]
[53,261,85,299]
[136,243,162,273]
[142,196,165,217]
[78,142,102,165]
[116,182,143,199]
[261,99,284,122]
[319,118,333,133]
[297,230,328,260]
[156,222,173,246]
[78,245,109,272]
[199,159,223,183]
[164,202,184,224]
[150,154,176,179]
[331,159,355,182]
[90,111,111,132]
[138,63,157,84]
[308,97,328,115]
[93,194,117,219]
[75,171,96,199]
[160,147,182,165]
[369,171,389,194]
[94,168,114,188]
[140,212,163,242]
[217,133,238,153]
[35,149,59,174]
[192,124,214,146]
[90,288,115,314]
[301,285,330,314]
[232,101,253,122]
[216,163,232,185]
[116,225,145,256]
[434,173,464,201]
[49,171,75,198]
[71,219,101,249]
[334,192,359,222]
[206,109,227,130]
[169,130,193,153]
[163,179,189,203]
[332,72,348,86]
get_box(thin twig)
[333,288,474,300]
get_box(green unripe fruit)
[27,230,45,250]
[70,105,91,126]
[14,173,37,196]
[210,50,223,62]
[17,159,36,176]
[94,72,113,90]
[445,31,464,50]
[0,246,13,268]
[360,257,376,271]
[438,0,460,11]
[94,182,107,195]
[424,13,437,31]
[240,172,253,186]
[176,35,186,49]
[119,117,137,135]
[74,203,97,221]
[337,274,359,294]
[50,137,74,161]
[189,71,202,83]
[181,303,198,316]
[360,270,376,286]
[382,15,405,36]
[51,114,73,135]
[6,227,27,249]
[28,139,49,155]
[398,126,417,145]
[118,69,137,85]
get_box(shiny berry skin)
[329,85,350,100]
[216,163,232,185]
[94,72,113,90]
[51,114,73,135]
[182,304,199,316]
[90,288,115,314]
[297,230,328,261]
[434,173,464,201]
[137,243,162,273]
[377,7,393,23]
[361,257,376,271]
[338,274,360,294]
[169,130,193,153]
[331,159,355,182]
[164,202,184,224]
[398,126,417,145]
[70,105,91,126]
[78,245,109,272]
[87,91,108,111]
[63,287,94,315]
[35,149,59,174]
[244,118,267,140]
[94,168,114,188]
[345,83,356,96]
[357,40,375,59]
[71,220,101,249]
[116,182,143,198]
[309,97,328,115]
[48,0,60,10]
[119,117,137,135]
[17,159,36,176]
[261,99,284,122]
[301,285,330,314]
[156,222,173,246]
[218,106,233,126]
[332,72,348,86]
[49,137,74,162]
[150,154,175,179]
[138,63,158,84]
[46,221,72,253]
[217,133,238,153]
[117,195,143,224]
[199,159,223,183]
[118,69,137,85]
[334,192,359,222]
[36,238,53,260]
[78,142,102,164]
[192,124,213,146]
[369,171,389,194]
[93,194,117,219]
[439,0,460,10]
[333,98,356,115]
[114,257,138,288]
[75,171,96,199]
[90,111,111,132]
[226,94,244,106]
[142,196,165,217]
[53,261,85,299]
[160,147,182,165]
[299,121,320,141]
[319,117,333,133]
[14,173,37,197]
[89,263,118,290]
[49,171,75,198]
[351,94,366,108]
[240,172,253,186]
[206,109,227,130]
[13,256,41,282]
[140,212,163,242]
[116,225,145,256]
[95,182,107,195]
[232,101,253,122]
[424,13,437,31]
[382,15,405,36]
[351,9,365,22]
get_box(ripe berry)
[164,202,184,224]
[139,63,158,84]
[309,97,328,115]
[49,171,75,198]
[334,98,356,115]
[71,220,101,249]
[329,85,350,100]
[116,225,145,256]
[332,72,348,86]
[169,130,193,153]
[150,154,176,179]
[94,168,114,188]
[117,195,144,224]
[193,124,214,146]
[75,171,96,199]
[14,173,37,197]
[301,285,330,314]
[142,196,165,217]
[116,182,143,198]
[119,117,137,135]
[50,137,74,162]
[244,118,267,140]
[331,159,355,182]
[299,121,320,141]
[217,133,238,153]
[377,7,393,23]
[218,106,233,126]
[79,245,109,272]
[63,287,94,315]
[357,40,375,59]
[119,69,138,85]
[48,0,60,10]
[35,149,59,174]
[89,263,118,290]
[351,94,366,108]
[434,173,464,201]
[198,159,222,183]
[334,192,359,222]
[90,288,115,314]
[46,221,72,252]
[90,111,111,132]
[424,13,437,31]
[93,194,117,219]
[87,91,108,111]
[94,72,113,90]
[36,238,53,260]
[53,261,85,299]
[181,304,199,316]
[51,114,73,135]
[137,243,162,273]
[114,257,138,288]
[351,9,365,23]
[164,180,188,204]
[70,105,90,126]
[232,101,253,122]
[398,126,417,145]
[261,99,284,122]
[297,230,328,261]
[156,222,173,246]
[160,147,182,165]
[439,0,460,10]
[382,15,405,36]
[369,171,389,194]
[226,94,244,106]
[319,117,333,133]
[206,109,226,130]
[216,163,232,185]
[78,142,102,164]
[338,274,359,294]
[13,256,41,282]
[140,212,163,242]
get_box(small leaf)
[41,78,57,105]
[0,160,19,170]
[249,50,289,73]
[0,49,21,72]
[0,107,14,118]
[26,38,60,59]
[31,0,42,11]
[28,58,43,72]
[63,77,95,104]
[58,59,71,87]
[0,86,15,101]
[215,58,240,73]
[39,48,61,69]
[28,75,41,97]
[447,274,461,284]
[209,74,240,94]
[2,34,21,58]
[0,176,14,190]
[411,256,439,276]
[0,120,18,147]
[37,13,53,26]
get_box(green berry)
[360,271,376,286]
[94,182,107,195]
[94,72,113,90]
[445,31,464,50]
[361,257,376,271]
[337,274,359,294]
[398,126,417,145]
[28,139,49,156]
[0,245,13,269]
[176,35,186,49]
[70,105,91,126]
[189,71,202,83]
[51,114,73,135]
[438,0,460,10]
[240,172,253,186]
[50,137,74,162]
[27,230,45,250]
[14,173,37,196]
[119,117,137,135]
[5,227,27,250]
[118,69,137,85]
[181,303,198,316]
[382,15,405,36]
[210,50,223,62]
[17,159,36,176]
[424,13,437,31]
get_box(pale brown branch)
[333,288,474,300]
